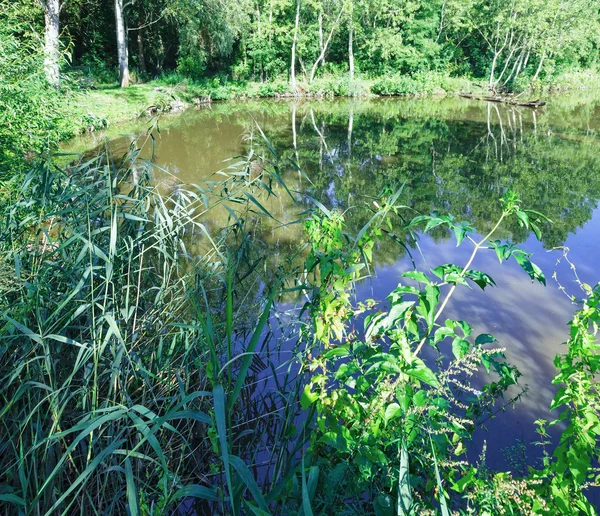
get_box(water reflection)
[66,95,600,470]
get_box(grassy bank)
[65,68,600,140]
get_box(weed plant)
[1,134,599,515]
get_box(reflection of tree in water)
[72,96,600,273]
[248,99,600,264]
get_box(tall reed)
[0,137,306,514]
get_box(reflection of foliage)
[240,98,600,258]
[73,96,600,264]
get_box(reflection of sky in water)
[68,95,600,476]
[356,207,600,470]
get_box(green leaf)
[423,284,440,330]
[171,484,219,502]
[374,494,394,516]
[229,455,270,512]
[300,384,319,410]
[402,270,431,285]
[384,403,402,424]
[452,221,474,246]
[125,458,140,516]
[299,456,315,516]
[385,301,415,327]
[465,270,496,290]
[229,289,275,409]
[513,254,546,286]
[530,221,542,241]
[434,326,455,345]
[213,385,236,516]
[515,209,530,229]
[322,345,350,359]
[452,338,470,359]
[0,493,25,506]
[406,358,439,387]
[475,333,497,346]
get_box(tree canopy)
[4,0,598,89]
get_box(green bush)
[0,4,73,173]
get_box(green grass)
[63,72,477,138]
[0,138,308,514]
[63,68,599,143]
[68,83,189,134]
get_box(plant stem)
[414,212,506,356]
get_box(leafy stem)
[414,211,506,356]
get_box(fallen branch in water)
[459,92,546,108]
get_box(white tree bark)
[290,0,301,91]
[348,22,354,81]
[115,0,130,88]
[532,51,546,82]
[309,6,344,82]
[42,0,60,88]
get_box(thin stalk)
[414,212,506,356]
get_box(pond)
[65,93,600,474]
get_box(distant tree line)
[5,0,600,90]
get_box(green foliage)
[27,0,596,93]
[372,72,474,96]
[0,3,72,173]
[0,141,302,514]
[296,191,552,512]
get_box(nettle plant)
[300,191,551,513]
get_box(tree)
[308,1,344,82]
[290,0,300,90]
[115,0,129,87]
[37,0,61,88]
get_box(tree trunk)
[137,29,147,75]
[532,52,546,82]
[43,0,60,88]
[318,12,325,67]
[309,6,344,83]
[290,0,301,91]
[115,0,129,88]
[348,22,354,82]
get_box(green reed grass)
[0,135,308,514]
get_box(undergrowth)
[0,134,599,515]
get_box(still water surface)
[67,94,600,471]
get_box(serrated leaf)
[402,270,431,285]
[452,338,470,359]
[475,333,497,346]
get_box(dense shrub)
[0,4,72,173]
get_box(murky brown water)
[66,93,600,471]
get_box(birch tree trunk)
[290,0,301,91]
[309,7,344,82]
[348,22,354,81]
[532,51,546,82]
[115,0,129,88]
[43,0,60,88]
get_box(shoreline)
[62,69,600,147]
